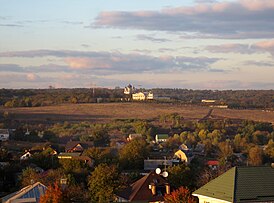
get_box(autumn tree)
[87,164,119,203]
[248,146,263,166]
[164,186,196,203]
[40,182,64,203]
[265,139,274,159]
[217,141,233,164]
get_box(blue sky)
[0,0,274,89]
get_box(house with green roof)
[155,134,169,143]
[192,166,274,203]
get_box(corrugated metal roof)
[193,167,235,202]
[193,166,274,203]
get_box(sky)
[0,0,274,89]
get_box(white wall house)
[132,92,154,101]
[155,134,169,143]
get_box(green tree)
[20,167,40,187]
[87,164,119,203]
[84,147,114,166]
[167,164,193,189]
[118,138,149,170]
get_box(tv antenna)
[155,156,169,178]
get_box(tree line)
[0,88,273,109]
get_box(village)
[0,93,273,203]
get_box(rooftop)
[193,166,274,203]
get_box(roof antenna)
[155,156,169,178]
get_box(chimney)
[165,183,170,195]
[151,183,156,196]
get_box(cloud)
[243,60,274,67]
[65,57,111,69]
[92,0,274,39]
[26,73,40,81]
[0,64,25,72]
[181,80,274,90]
[0,23,23,27]
[205,39,274,56]
[0,50,220,74]
[206,44,255,54]
[62,21,83,25]
[195,0,217,3]
[0,50,107,58]
[136,34,171,43]
[81,44,90,48]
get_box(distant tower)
[124,84,135,101]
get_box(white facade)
[192,194,231,203]
[132,92,146,100]
[0,129,9,141]
[132,92,154,101]
[20,152,32,160]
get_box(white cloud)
[92,0,274,39]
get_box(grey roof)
[2,182,47,203]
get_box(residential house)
[173,149,194,164]
[0,129,9,141]
[116,171,170,202]
[127,134,142,141]
[20,146,57,161]
[206,160,219,170]
[20,149,42,160]
[155,134,169,143]
[193,166,274,203]
[144,158,173,170]
[58,152,93,167]
[65,141,94,153]
[2,182,47,203]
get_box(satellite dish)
[162,171,168,178]
[155,168,161,174]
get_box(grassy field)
[1,102,273,124]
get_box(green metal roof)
[193,167,236,202]
[156,134,169,139]
[193,166,274,203]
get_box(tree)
[164,186,196,203]
[40,182,64,203]
[87,164,119,203]
[265,139,274,159]
[119,138,149,170]
[20,167,40,187]
[217,141,233,164]
[84,147,114,166]
[167,164,193,189]
[248,146,263,166]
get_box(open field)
[0,103,274,124]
